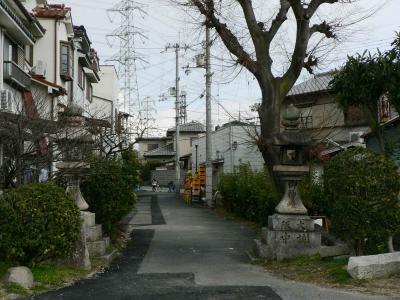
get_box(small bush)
[81,153,138,235]
[219,164,278,226]
[0,183,81,266]
[324,147,400,255]
[299,171,331,216]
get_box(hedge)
[218,164,278,226]
[0,183,81,266]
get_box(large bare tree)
[185,0,373,188]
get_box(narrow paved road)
[33,193,396,300]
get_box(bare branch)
[191,0,258,74]
[307,0,339,17]
[266,0,291,42]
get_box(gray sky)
[49,0,400,135]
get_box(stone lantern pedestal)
[253,104,321,261]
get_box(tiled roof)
[33,4,71,19]
[144,143,175,157]
[287,72,335,97]
[136,136,172,142]
[167,121,205,135]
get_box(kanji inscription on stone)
[296,233,310,244]
[281,220,291,230]
[279,232,291,244]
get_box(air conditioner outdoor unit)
[33,60,47,77]
[0,90,12,112]
[349,131,365,144]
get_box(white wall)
[91,65,119,125]
[192,125,264,174]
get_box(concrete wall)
[90,66,120,126]
[177,132,199,157]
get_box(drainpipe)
[0,28,4,89]
[54,19,58,85]
[50,20,59,178]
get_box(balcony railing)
[3,61,31,91]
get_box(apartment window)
[4,36,18,63]
[86,81,92,102]
[60,42,72,80]
[78,66,85,89]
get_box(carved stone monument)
[57,105,92,270]
[254,104,321,261]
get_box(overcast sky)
[49,0,400,135]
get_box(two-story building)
[0,1,121,186]
[0,0,51,185]
[192,121,264,190]
[139,121,205,164]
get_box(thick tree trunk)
[257,84,284,196]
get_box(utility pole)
[165,43,184,194]
[205,22,213,207]
[175,44,181,195]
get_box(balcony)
[3,61,31,91]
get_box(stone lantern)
[56,104,93,269]
[254,104,321,261]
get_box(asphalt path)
[31,193,396,300]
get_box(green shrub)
[0,183,81,266]
[81,153,138,235]
[299,171,331,217]
[324,147,400,255]
[219,164,278,226]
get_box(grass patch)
[259,255,400,296]
[261,255,353,285]
[31,263,87,287]
[4,283,30,297]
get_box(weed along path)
[32,193,394,300]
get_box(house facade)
[138,121,205,165]
[0,0,121,187]
[284,72,372,145]
[191,121,264,189]
[136,136,172,160]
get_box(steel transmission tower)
[106,0,147,116]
